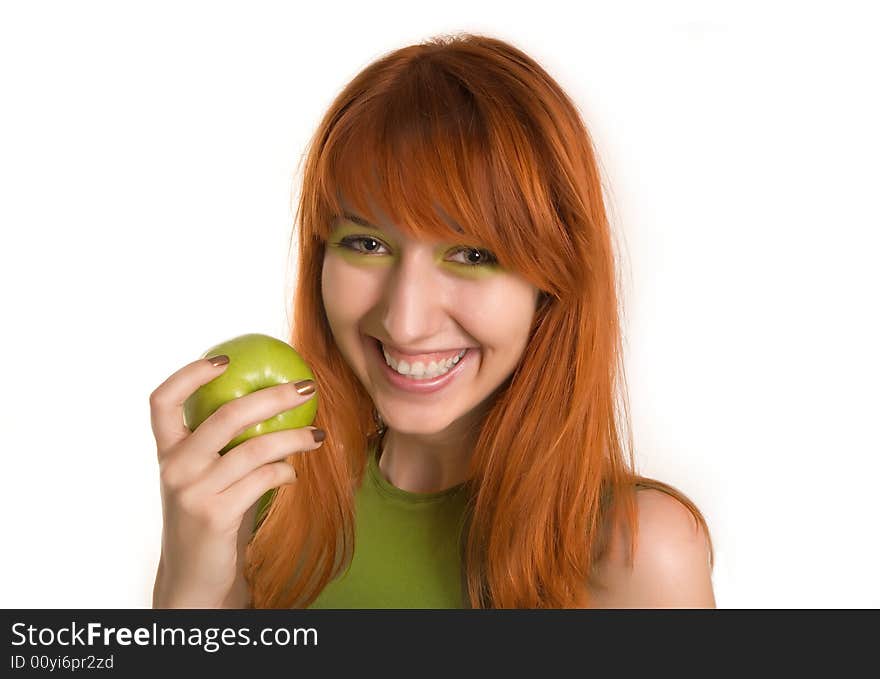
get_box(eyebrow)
[341,210,465,235]
[342,212,382,230]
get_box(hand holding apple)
[150,333,322,608]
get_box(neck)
[377,420,480,493]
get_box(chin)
[376,406,461,436]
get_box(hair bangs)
[312,61,549,282]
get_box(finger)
[201,426,324,494]
[184,381,317,465]
[150,355,230,455]
[218,461,299,523]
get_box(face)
[321,198,541,438]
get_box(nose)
[379,248,449,347]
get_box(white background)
[1,0,877,608]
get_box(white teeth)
[381,344,467,379]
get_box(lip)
[380,342,469,358]
[368,336,474,395]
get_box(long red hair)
[245,32,714,608]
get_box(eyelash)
[334,235,499,267]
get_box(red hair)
[245,32,714,608]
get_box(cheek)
[321,256,382,326]
[454,283,537,357]
[321,260,362,353]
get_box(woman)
[151,33,715,609]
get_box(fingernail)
[311,428,326,443]
[294,379,316,395]
[208,355,229,366]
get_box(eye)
[336,235,390,255]
[447,246,499,267]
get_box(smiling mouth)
[379,343,466,378]
[367,335,475,390]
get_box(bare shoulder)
[587,488,716,608]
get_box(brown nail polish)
[294,379,316,395]
[208,355,229,366]
[311,428,326,443]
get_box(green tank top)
[307,439,470,609]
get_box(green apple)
[183,333,318,528]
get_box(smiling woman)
[242,32,715,609]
